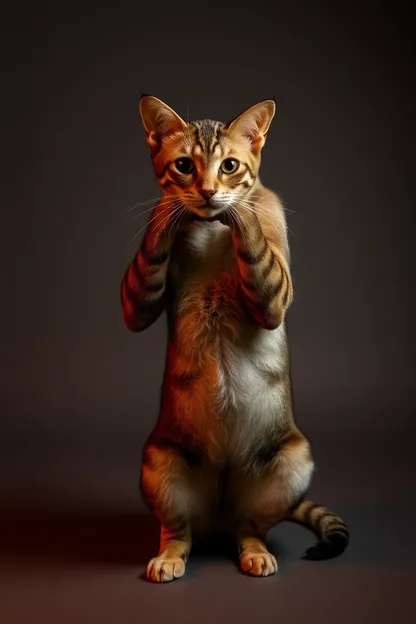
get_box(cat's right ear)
[225,99,276,154]
[139,95,187,150]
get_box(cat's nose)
[199,189,216,201]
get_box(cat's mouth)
[191,204,225,220]
[199,199,218,208]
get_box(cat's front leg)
[120,198,183,332]
[225,204,293,330]
[140,440,193,582]
[140,433,217,583]
[146,522,191,583]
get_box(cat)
[120,95,349,582]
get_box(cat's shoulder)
[257,184,285,212]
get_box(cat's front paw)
[240,552,278,577]
[146,555,186,583]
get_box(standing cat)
[121,95,349,582]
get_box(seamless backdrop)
[1,3,415,623]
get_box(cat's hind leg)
[232,430,314,577]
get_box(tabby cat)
[121,95,349,582]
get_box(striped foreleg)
[232,208,293,330]
[121,199,177,332]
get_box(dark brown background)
[1,2,415,622]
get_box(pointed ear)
[139,95,187,149]
[225,99,276,153]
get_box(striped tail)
[287,500,349,560]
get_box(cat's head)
[139,95,275,220]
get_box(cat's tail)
[286,500,349,560]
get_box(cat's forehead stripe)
[190,120,224,154]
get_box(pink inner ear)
[239,115,262,139]
[229,114,266,151]
[228,101,275,142]
[154,110,178,134]
[141,97,186,137]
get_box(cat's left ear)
[225,99,276,153]
[139,95,187,150]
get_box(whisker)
[126,203,163,223]
[123,197,160,213]
[286,227,298,240]
[167,204,187,239]
[233,200,277,230]
[154,203,184,244]
[234,199,298,241]
[229,204,244,233]
[242,194,296,215]
[123,194,182,214]
[127,198,178,222]
[127,200,180,245]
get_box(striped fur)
[121,199,179,332]
[288,501,350,559]
[232,207,293,329]
[122,96,349,582]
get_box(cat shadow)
[4,502,410,576]
[0,507,290,579]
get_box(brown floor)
[0,430,415,623]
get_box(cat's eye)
[175,157,194,174]
[220,158,240,174]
